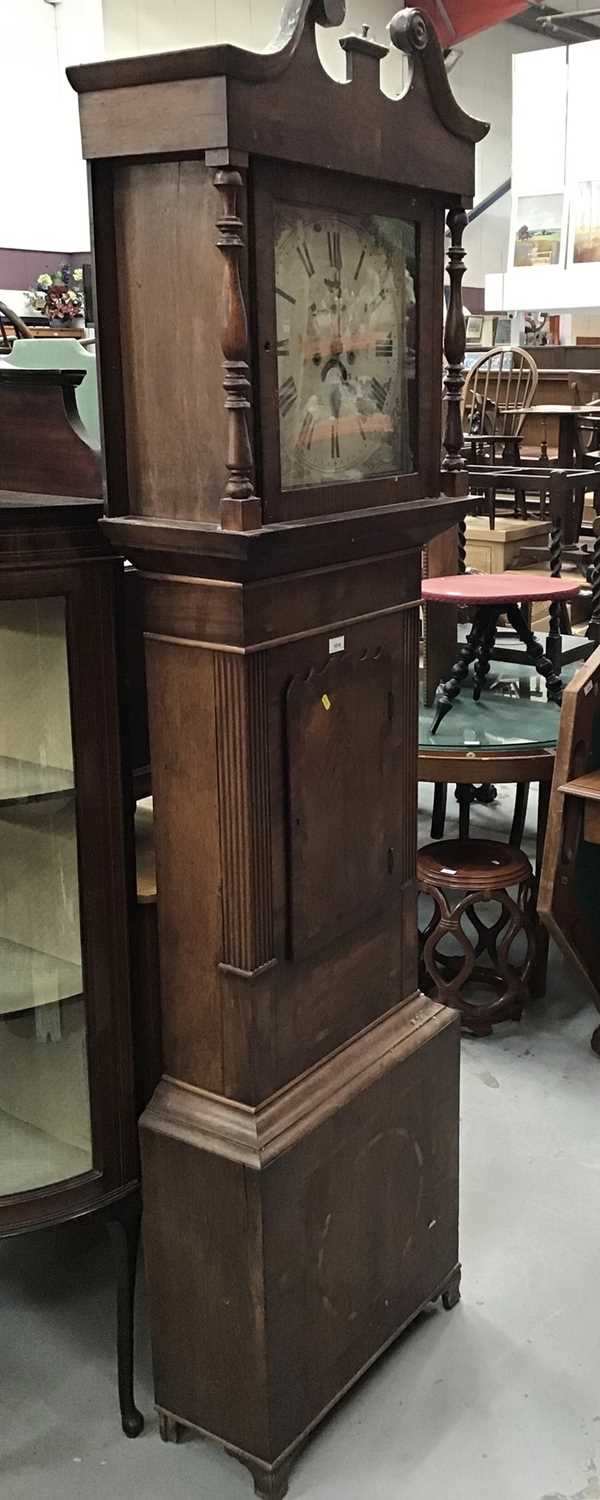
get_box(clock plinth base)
[140,996,460,1492]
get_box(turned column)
[424,207,468,705]
[214,169,262,532]
[442,206,468,484]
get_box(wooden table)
[418,659,571,996]
[422,571,581,730]
[522,373,600,451]
[525,402,600,469]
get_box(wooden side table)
[419,663,562,998]
[418,838,536,1034]
[422,572,581,733]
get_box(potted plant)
[27,266,85,328]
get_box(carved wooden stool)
[417,838,536,1035]
[422,572,581,735]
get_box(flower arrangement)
[27,265,84,323]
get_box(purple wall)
[0,248,91,291]
[464,286,484,314]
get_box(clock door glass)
[273,204,417,490]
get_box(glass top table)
[419,659,578,754]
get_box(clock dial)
[273,205,417,491]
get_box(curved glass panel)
[0,598,91,1195]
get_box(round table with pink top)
[422,571,581,735]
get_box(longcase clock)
[69,5,487,1495]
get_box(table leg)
[589,524,600,644]
[473,613,498,702]
[431,782,448,839]
[547,514,563,674]
[531,777,551,998]
[505,603,563,705]
[430,606,498,735]
[558,412,576,470]
[510,781,529,847]
[457,517,466,575]
[455,784,472,840]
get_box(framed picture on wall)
[494,315,512,345]
[511,193,565,268]
[568,181,600,264]
[466,314,484,345]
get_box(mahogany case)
[69,5,487,1493]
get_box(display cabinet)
[0,482,144,1437]
[70,3,487,1494]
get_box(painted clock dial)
[273,203,417,491]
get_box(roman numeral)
[296,242,315,277]
[369,287,387,311]
[330,420,340,460]
[298,412,316,450]
[279,375,297,418]
[370,377,389,412]
[327,230,342,271]
[353,248,366,281]
[276,285,296,305]
[376,334,394,358]
[277,337,290,357]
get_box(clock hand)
[324,269,343,344]
[329,383,343,420]
[321,356,348,383]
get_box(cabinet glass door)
[0,597,92,1195]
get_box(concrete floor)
[2,783,600,1500]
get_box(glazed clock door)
[274,204,416,490]
[0,565,136,1228]
[253,160,442,523]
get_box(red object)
[422,572,581,604]
[417,0,530,46]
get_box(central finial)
[362,23,370,37]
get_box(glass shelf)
[0,935,82,1016]
[0,597,92,1198]
[419,658,579,753]
[0,755,74,806]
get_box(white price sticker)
[329,635,345,655]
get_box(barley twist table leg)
[505,602,563,705]
[430,606,498,734]
[546,516,563,674]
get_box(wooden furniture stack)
[465,513,551,573]
[69,4,488,1495]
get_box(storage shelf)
[0,755,73,807]
[559,771,600,801]
[0,936,82,1017]
[0,1107,90,1197]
